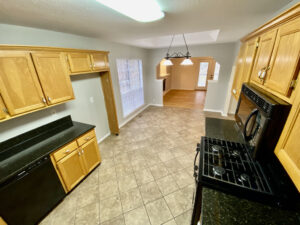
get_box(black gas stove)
[201,137,273,196]
[196,136,274,203]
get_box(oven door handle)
[243,109,259,141]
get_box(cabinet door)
[31,52,74,105]
[232,43,247,99]
[265,17,300,97]
[250,29,277,85]
[275,90,300,192]
[90,53,108,71]
[57,149,86,191]
[67,53,92,74]
[81,138,101,174]
[0,94,8,120]
[0,51,46,115]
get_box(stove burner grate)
[200,137,272,196]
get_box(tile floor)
[40,106,208,225]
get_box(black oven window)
[238,95,256,125]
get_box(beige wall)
[169,57,215,90]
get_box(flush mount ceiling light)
[96,0,164,22]
[163,34,193,66]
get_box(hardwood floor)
[163,90,206,109]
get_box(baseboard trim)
[203,108,223,114]
[119,104,150,128]
[149,104,163,107]
[97,132,110,144]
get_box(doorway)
[157,57,220,109]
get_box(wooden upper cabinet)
[67,52,92,74]
[275,89,300,192]
[265,17,300,97]
[80,138,101,174]
[232,43,246,99]
[57,149,86,191]
[90,53,108,71]
[232,38,258,99]
[31,52,74,105]
[0,51,46,115]
[250,29,277,85]
[0,94,8,120]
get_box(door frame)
[195,58,216,91]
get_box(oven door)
[235,93,261,141]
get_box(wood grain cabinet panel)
[275,89,300,192]
[232,38,258,99]
[90,53,108,71]
[0,51,46,115]
[57,149,86,191]
[265,17,300,97]
[80,138,101,174]
[0,217,7,225]
[31,52,74,105]
[0,94,8,120]
[67,52,92,74]
[250,29,278,85]
[232,43,247,99]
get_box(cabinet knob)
[65,149,70,154]
[42,97,47,104]
[47,96,52,102]
[84,136,90,141]
[81,149,84,154]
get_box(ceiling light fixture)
[96,0,164,22]
[163,34,193,66]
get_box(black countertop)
[202,117,300,225]
[0,116,95,185]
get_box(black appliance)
[191,83,299,225]
[0,156,65,225]
[235,83,291,161]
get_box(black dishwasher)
[0,156,65,225]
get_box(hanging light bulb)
[181,57,193,66]
[163,59,173,66]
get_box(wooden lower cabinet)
[52,129,101,192]
[80,138,101,174]
[275,89,300,192]
[0,217,7,225]
[57,149,86,192]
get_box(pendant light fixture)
[163,34,193,66]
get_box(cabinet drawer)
[77,129,96,146]
[53,141,78,162]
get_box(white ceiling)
[0,0,293,48]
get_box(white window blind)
[116,59,144,117]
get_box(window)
[214,62,220,81]
[116,59,144,117]
[197,62,209,87]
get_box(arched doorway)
[156,57,220,109]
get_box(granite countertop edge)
[0,121,95,185]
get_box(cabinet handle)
[42,97,47,104]
[65,149,70,154]
[258,70,262,78]
[84,136,90,141]
[47,96,52,102]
